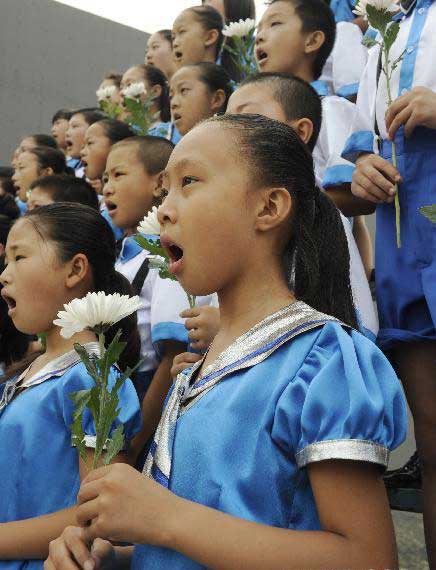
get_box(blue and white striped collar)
[311,79,330,98]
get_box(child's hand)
[76,464,179,548]
[171,352,203,379]
[352,153,402,204]
[181,306,220,350]
[45,527,116,570]
[386,86,436,140]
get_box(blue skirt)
[377,127,436,350]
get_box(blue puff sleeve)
[273,323,407,469]
[61,362,142,450]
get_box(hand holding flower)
[385,86,436,139]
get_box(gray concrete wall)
[0,0,149,163]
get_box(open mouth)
[66,139,73,148]
[256,48,268,65]
[105,200,117,216]
[1,291,17,315]
[161,236,184,273]
[174,50,183,61]
[173,113,182,123]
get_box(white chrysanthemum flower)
[53,292,143,339]
[223,18,256,38]
[147,255,168,271]
[96,85,117,101]
[122,82,147,99]
[137,206,161,235]
[353,0,397,18]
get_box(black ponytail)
[23,203,141,371]
[207,114,358,328]
[132,64,171,123]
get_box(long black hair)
[130,64,171,122]
[28,146,71,175]
[207,114,357,327]
[187,62,233,112]
[7,204,141,374]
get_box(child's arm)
[325,183,376,216]
[129,340,185,463]
[0,450,128,560]
[72,462,396,570]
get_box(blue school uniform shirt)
[133,303,407,569]
[330,0,356,22]
[15,197,27,215]
[342,0,436,349]
[0,343,141,570]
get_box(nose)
[102,179,113,198]
[12,172,18,184]
[80,146,87,160]
[170,95,179,112]
[0,265,10,287]
[255,28,265,45]
[157,191,177,227]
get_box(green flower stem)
[93,331,107,470]
[187,293,196,310]
[383,44,401,248]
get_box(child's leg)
[392,341,436,568]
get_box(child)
[12,147,70,205]
[51,109,74,156]
[202,0,257,82]
[26,175,99,211]
[170,62,232,136]
[172,6,224,70]
[173,71,377,376]
[96,72,123,106]
[146,30,176,80]
[46,114,406,570]
[103,136,215,462]
[0,169,19,221]
[255,0,372,217]
[80,119,133,183]
[65,108,106,176]
[120,64,173,140]
[342,2,436,560]
[17,133,58,154]
[0,203,141,568]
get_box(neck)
[43,325,97,361]
[202,50,217,64]
[292,63,315,85]
[216,255,295,344]
[150,101,161,121]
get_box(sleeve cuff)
[336,82,359,99]
[296,439,390,468]
[152,322,189,347]
[322,164,355,188]
[342,130,375,163]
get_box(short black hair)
[28,175,100,210]
[72,108,107,126]
[0,214,13,245]
[187,62,233,112]
[51,109,75,124]
[27,134,58,149]
[240,72,322,151]
[270,0,336,79]
[111,136,174,176]
[0,167,14,180]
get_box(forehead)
[228,83,287,121]
[86,122,105,138]
[261,1,295,22]
[100,78,117,89]
[7,218,40,247]
[107,144,138,166]
[148,32,164,45]
[122,66,144,82]
[173,10,198,29]
[17,151,37,165]
[70,113,87,127]
[170,66,199,87]
[167,122,241,174]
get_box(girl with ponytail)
[0,203,141,568]
[47,116,406,570]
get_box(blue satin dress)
[132,303,407,569]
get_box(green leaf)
[366,4,392,35]
[420,205,436,223]
[69,389,91,464]
[103,424,125,465]
[134,235,169,260]
[384,21,400,52]
[103,329,126,371]
[74,343,101,385]
[362,37,379,49]
[70,389,92,420]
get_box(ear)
[210,89,226,114]
[204,28,219,49]
[64,253,91,290]
[288,118,314,147]
[152,171,165,200]
[254,187,292,233]
[151,84,162,99]
[42,166,54,177]
[304,30,325,55]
